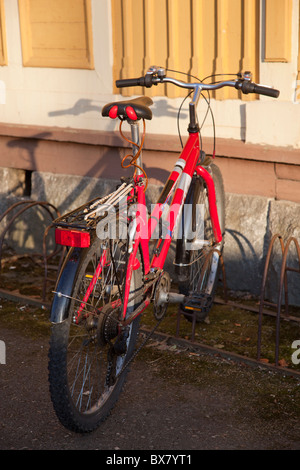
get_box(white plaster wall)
[245,0,300,148]
[1,0,114,130]
[0,0,300,148]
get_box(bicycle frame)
[120,124,223,323]
[70,124,223,326]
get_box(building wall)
[0,0,113,130]
[0,0,298,195]
[0,0,299,303]
[0,0,299,144]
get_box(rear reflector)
[55,228,90,248]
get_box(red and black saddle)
[102,96,153,121]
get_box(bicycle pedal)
[182,293,213,314]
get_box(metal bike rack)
[0,200,62,301]
[175,249,227,341]
[257,233,300,366]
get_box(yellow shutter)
[111,0,259,100]
[264,0,292,62]
[18,0,94,69]
[0,0,7,66]
[297,15,300,102]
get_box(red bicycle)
[48,67,279,433]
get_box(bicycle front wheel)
[176,162,225,322]
[48,232,143,433]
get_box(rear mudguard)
[50,247,82,323]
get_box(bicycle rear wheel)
[176,162,225,322]
[48,228,143,433]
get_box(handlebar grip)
[252,84,280,98]
[116,77,145,88]
[235,80,280,98]
[116,74,155,88]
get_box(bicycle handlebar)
[115,68,280,99]
[234,79,279,98]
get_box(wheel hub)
[97,305,119,346]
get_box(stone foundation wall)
[1,167,299,306]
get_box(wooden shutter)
[19,0,94,69]
[111,0,259,100]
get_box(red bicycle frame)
[70,129,223,324]
[121,128,222,321]
[68,128,223,325]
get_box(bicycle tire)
[176,162,225,322]
[48,225,143,433]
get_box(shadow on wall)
[262,235,300,308]
[1,138,162,254]
[48,99,101,117]
[223,228,300,307]
[2,134,57,254]
[223,228,264,295]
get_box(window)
[18,0,94,69]
[264,0,292,62]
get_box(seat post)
[129,120,143,176]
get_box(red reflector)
[126,106,137,120]
[108,105,118,119]
[55,228,90,248]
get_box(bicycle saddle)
[102,96,153,121]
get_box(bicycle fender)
[49,247,82,324]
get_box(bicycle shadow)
[3,133,56,253]
[48,99,101,117]
[48,97,186,119]
[4,131,107,254]
[151,98,188,119]
[7,132,52,172]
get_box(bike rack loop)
[0,200,62,300]
[257,233,300,366]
